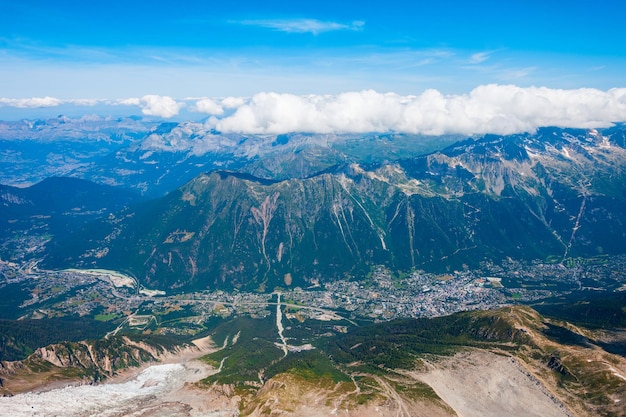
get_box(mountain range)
[35,125,626,292]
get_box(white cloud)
[193,98,223,115]
[469,51,491,64]
[220,96,247,109]
[138,95,183,118]
[106,95,183,118]
[238,19,365,35]
[213,86,626,135]
[67,98,100,106]
[0,96,62,108]
[117,98,141,106]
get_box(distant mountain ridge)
[0,177,140,215]
[0,116,155,187]
[42,126,626,291]
[0,177,142,261]
[72,124,462,197]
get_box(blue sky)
[1,0,625,129]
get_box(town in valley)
[2,254,624,337]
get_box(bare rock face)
[0,360,23,375]
[34,346,68,368]
[547,353,570,376]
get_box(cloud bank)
[211,86,626,135]
[2,85,626,135]
[0,97,63,108]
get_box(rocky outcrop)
[0,336,192,395]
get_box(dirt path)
[371,375,413,417]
